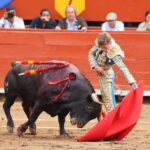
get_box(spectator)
[0,5,25,29]
[137,10,150,31]
[101,12,124,31]
[30,8,56,29]
[55,5,88,31]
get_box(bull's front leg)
[22,103,36,135]
[17,102,42,137]
[58,111,70,137]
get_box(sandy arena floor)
[0,100,150,150]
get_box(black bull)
[3,61,102,136]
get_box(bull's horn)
[91,93,104,105]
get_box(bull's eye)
[86,106,93,112]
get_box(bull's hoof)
[29,127,36,135]
[7,125,14,133]
[60,132,71,138]
[17,126,24,137]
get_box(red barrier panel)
[0,29,150,90]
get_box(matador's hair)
[97,32,112,46]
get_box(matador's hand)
[95,66,105,76]
[131,82,138,89]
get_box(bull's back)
[4,60,89,99]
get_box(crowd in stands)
[137,10,150,31]
[0,5,25,29]
[101,12,124,31]
[0,5,149,32]
[55,6,87,31]
[30,8,56,29]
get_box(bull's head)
[70,93,102,128]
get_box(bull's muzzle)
[70,118,84,128]
[77,122,84,128]
[70,117,77,125]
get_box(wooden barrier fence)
[0,29,150,90]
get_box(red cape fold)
[78,81,143,142]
